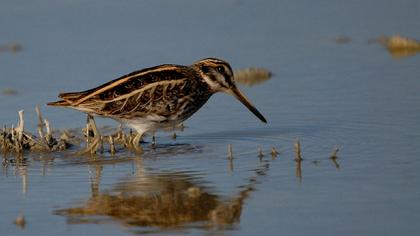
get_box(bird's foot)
[130,132,144,155]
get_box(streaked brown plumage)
[48,58,266,138]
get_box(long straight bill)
[230,87,267,123]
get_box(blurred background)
[1,0,418,131]
[1,0,420,235]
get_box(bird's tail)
[47,100,71,107]
[47,90,91,107]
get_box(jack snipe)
[48,58,266,142]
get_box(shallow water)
[1,0,420,235]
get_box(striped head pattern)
[192,58,235,92]
[192,58,267,123]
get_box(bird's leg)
[132,132,143,147]
[87,114,100,138]
[131,132,144,155]
[88,115,102,154]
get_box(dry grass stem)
[16,110,24,152]
[35,106,45,140]
[44,119,53,145]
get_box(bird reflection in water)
[54,157,269,232]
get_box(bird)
[48,58,267,145]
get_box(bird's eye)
[217,66,225,73]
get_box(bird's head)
[192,58,267,123]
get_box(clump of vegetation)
[0,106,159,156]
[233,68,272,86]
[376,35,420,59]
[0,43,22,54]
[1,109,69,153]
[2,88,18,96]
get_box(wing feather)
[72,65,189,105]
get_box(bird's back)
[48,64,213,123]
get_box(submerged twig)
[330,147,340,169]
[295,158,302,183]
[109,136,116,155]
[330,147,339,159]
[258,147,264,160]
[270,147,279,158]
[13,214,26,229]
[294,139,302,161]
[293,140,303,182]
[227,144,233,160]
